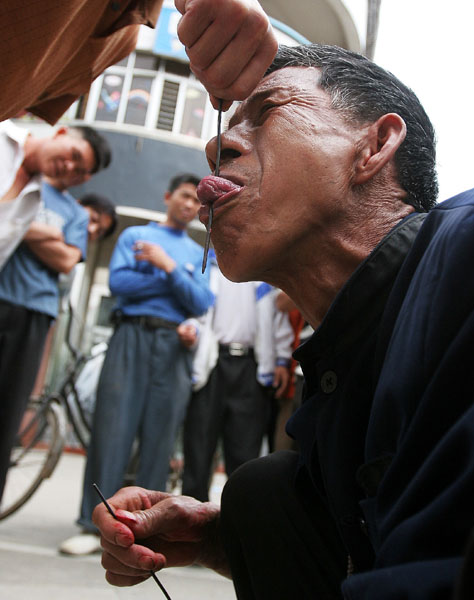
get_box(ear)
[163,190,171,206]
[353,113,406,185]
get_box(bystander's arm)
[177,319,199,348]
[23,221,64,243]
[134,240,176,273]
[25,238,82,274]
[273,363,290,399]
[109,232,174,298]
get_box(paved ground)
[0,452,235,600]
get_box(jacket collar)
[294,212,427,361]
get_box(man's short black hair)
[70,126,112,175]
[168,173,201,194]
[266,44,438,212]
[79,193,117,239]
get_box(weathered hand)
[92,486,228,587]
[133,241,176,273]
[174,0,278,110]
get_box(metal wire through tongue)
[202,98,223,274]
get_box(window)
[180,86,207,138]
[156,80,179,131]
[95,73,124,122]
[164,60,191,77]
[124,76,153,126]
[72,51,216,142]
[134,54,158,70]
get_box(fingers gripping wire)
[92,484,172,599]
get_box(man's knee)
[221,450,298,513]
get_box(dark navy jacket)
[288,188,474,599]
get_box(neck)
[271,200,415,329]
[22,135,41,176]
[163,217,186,231]
[43,176,66,191]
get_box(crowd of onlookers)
[0,122,307,554]
[0,0,303,555]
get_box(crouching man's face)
[200,67,364,285]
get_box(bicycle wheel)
[63,386,92,450]
[0,398,66,520]
[63,346,106,450]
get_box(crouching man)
[92,44,474,600]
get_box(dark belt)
[113,313,179,330]
[219,342,254,357]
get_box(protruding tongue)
[197,176,241,204]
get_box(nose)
[205,129,244,173]
[64,159,76,173]
[184,196,197,208]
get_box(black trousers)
[455,527,474,599]
[182,351,268,502]
[0,301,52,501]
[220,451,347,600]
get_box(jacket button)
[359,518,369,536]
[321,370,337,393]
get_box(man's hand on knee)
[92,486,230,586]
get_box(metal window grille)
[156,80,180,131]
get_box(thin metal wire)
[202,98,223,274]
[93,483,172,600]
[215,99,223,177]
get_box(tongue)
[197,176,241,204]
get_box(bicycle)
[0,305,107,520]
[0,304,185,520]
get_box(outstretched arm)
[93,486,230,587]
[175,0,278,110]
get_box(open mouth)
[198,175,242,223]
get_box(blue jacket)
[0,182,88,318]
[288,189,474,599]
[109,223,214,323]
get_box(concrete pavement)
[0,451,235,600]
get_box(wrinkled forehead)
[230,66,323,126]
[260,65,321,92]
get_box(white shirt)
[213,275,258,347]
[191,262,294,391]
[0,121,41,270]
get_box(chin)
[214,246,262,284]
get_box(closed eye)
[258,102,278,123]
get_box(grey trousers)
[78,321,192,531]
